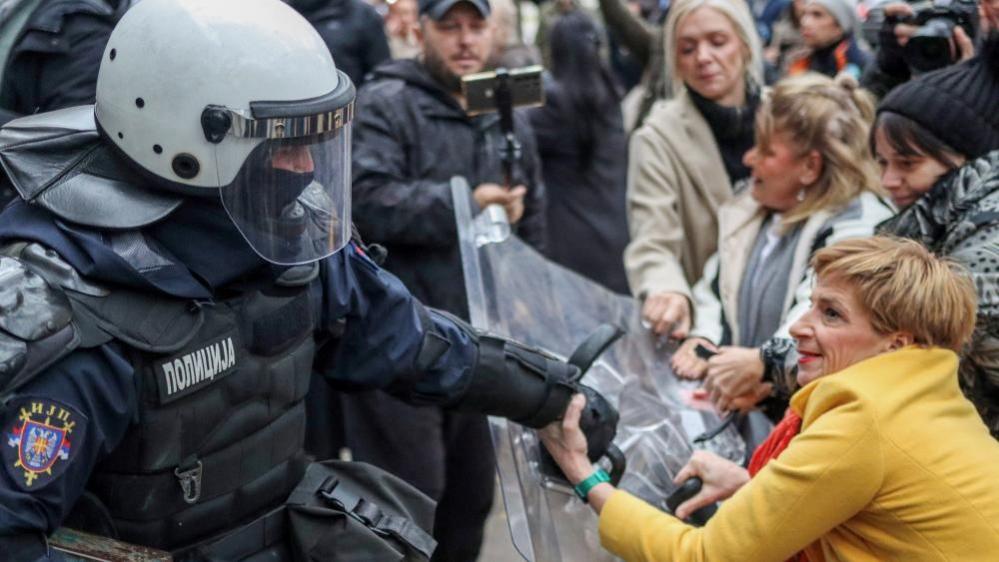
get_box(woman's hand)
[538,394,593,484]
[642,292,691,340]
[704,346,765,412]
[672,450,750,520]
[540,395,617,513]
[671,338,716,379]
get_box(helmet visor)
[218,126,352,265]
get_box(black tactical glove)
[458,334,580,428]
[456,323,627,483]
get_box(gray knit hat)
[878,33,999,159]
[806,0,858,35]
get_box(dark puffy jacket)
[879,151,999,440]
[0,0,121,116]
[528,75,630,294]
[352,58,547,318]
[290,0,390,88]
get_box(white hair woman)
[625,0,763,341]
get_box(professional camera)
[903,0,979,72]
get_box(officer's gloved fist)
[456,322,627,483]
[574,384,619,465]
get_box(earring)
[796,189,806,202]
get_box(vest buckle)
[174,459,204,504]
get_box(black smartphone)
[694,343,717,360]
[461,66,544,116]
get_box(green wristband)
[573,468,610,503]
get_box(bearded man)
[315,0,548,560]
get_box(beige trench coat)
[623,89,734,301]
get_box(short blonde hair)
[811,236,977,352]
[663,0,764,98]
[756,73,884,230]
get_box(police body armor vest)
[76,267,320,551]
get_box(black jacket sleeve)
[596,0,654,67]
[859,55,910,100]
[1,12,113,116]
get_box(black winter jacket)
[527,74,630,294]
[352,58,547,318]
[0,0,120,117]
[291,0,390,88]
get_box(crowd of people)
[1,0,999,560]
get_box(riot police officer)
[0,0,600,559]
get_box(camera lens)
[905,18,957,72]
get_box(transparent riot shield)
[451,179,748,561]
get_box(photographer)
[860,0,989,98]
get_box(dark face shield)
[219,127,352,266]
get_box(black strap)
[414,306,451,372]
[318,477,437,559]
[178,506,287,561]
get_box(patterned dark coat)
[878,151,999,439]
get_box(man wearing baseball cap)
[340,0,549,560]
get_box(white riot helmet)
[95,0,355,265]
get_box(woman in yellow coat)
[541,236,999,561]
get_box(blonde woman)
[669,73,894,417]
[542,236,999,561]
[625,0,764,340]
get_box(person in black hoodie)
[325,0,547,560]
[284,0,390,87]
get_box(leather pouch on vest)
[286,461,437,562]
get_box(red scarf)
[748,408,808,562]
[748,408,802,476]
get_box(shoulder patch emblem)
[3,399,82,489]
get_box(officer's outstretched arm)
[324,244,578,428]
[437,313,578,428]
